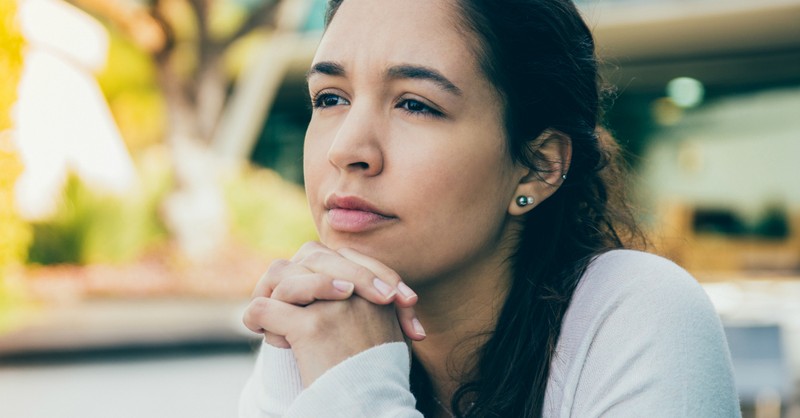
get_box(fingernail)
[332,280,354,294]
[397,282,417,300]
[373,278,396,299]
[412,317,426,337]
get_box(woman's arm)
[241,297,422,417]
[239,341,422,418]
[240,243,425,417]
[283,342,421,418]
[239,344,303,418]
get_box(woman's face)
[304,0,525,284]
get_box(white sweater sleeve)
[239,343,304,418]
[545,250,741,418]
[285,342,422,417]
[240,341,421,418]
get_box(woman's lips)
[324,194,397,233]
[326,208,396,233]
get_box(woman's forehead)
[313,0,478,84]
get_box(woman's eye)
[312,93,349,109]
[398,99,444,118]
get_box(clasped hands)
[243,242,425,387]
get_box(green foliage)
[27,157,171,265]
[22,25,168,266]
[24,155,317,266]
[96,32,158,97]
[225,167,317,258]
[97,32,165,152]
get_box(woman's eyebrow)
[386,64,463,96]
[306,62,463,97]
[307,61,346,80]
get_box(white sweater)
[239,250,741,417]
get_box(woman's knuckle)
[308,273,329,287]
[349,265,374,281]
[270,285,287,301]
[243,298,269,327]
[301,249,327,265]
[382,270,402,285]
[336,247,354,256]
[298,242,316,252]
[299,241,324,255]
[262,260,291,291]
[252,297,271,315]
[357,265,375,279]
[267,258,291,273]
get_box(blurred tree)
[68,0,308,259]
[72,0,289,142]
[0,0,32,278]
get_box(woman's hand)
[244,294,404,387]
[243,242,426,347]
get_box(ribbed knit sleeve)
[284,342,422,417]
[240,342,420,417]
[239,343,304,418]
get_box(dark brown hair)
[324,1,641,416]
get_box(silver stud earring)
[561,173,568,180]
[516,195,534,207]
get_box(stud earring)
[561,173,568,180]
[516,195,534,207]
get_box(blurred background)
[0,0,798,416]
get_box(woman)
[240,0,740,416]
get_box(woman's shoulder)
[556,248,731,374]
[555,249,730,372]
[565,248,727,342]
[575,249,707,311]
[584,249,693,283]
[544,250,739,417]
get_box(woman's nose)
[327,106,384,176]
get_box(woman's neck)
[410,254,512,409]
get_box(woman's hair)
[324,0,642,416]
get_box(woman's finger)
[251,258,312,299]
[296,248,399,304]
[243,296,268,333]
[263,256,421,341]
[337,247,419,307]
[243,296,304,337]
[396,306,426,341]
[270,273,355,306]
[290,241,338,263]
[264,333,290,349]
[286,242,417,307]
[240,296,309,349]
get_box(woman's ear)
[508,130,572,216]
